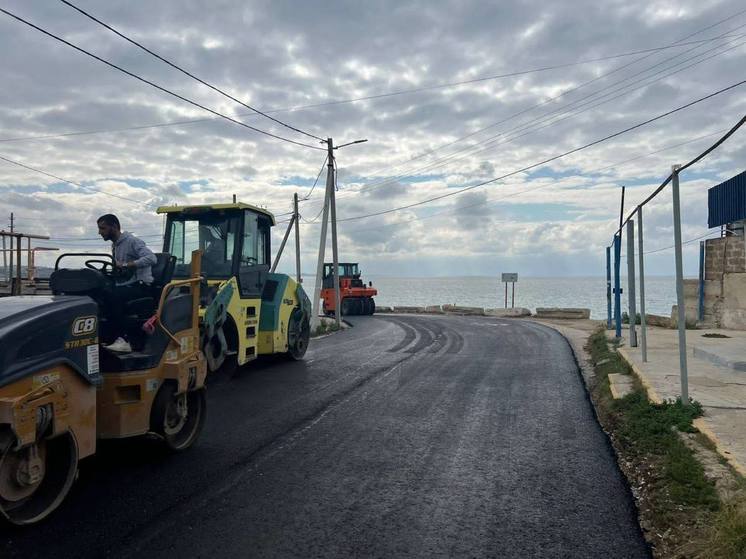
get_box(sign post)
[501,273,518,309]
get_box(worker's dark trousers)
[106,282,152,347]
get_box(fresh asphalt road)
[1,315,649,558]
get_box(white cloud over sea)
[1,0,744,276]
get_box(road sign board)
[502,273,518,283]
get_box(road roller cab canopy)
[158,203,275,284]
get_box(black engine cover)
[0,296,103,389]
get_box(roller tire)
[0,432,78,526]
[151,384,206,452]
[341,298,353,316]
[287,309,310,360]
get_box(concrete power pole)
[328,148,342,329]
[311,138,336,327]
[294,193,301,284]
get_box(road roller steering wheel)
[85,259,115,275]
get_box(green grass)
[709,502,746,558]
[589,331,718,510]
[586,329,728,555]
[311,319,341,338]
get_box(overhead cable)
[319,9,746,203]
[338,80,746,222]
[341,24,746,201]
[644,231,713,255]
[310,126,731,235]
[611,114,746,239]
[0,153,158,207]
[0,8,324,151]
[302,156,328,201]
[59,0,324,143]
[1,31,743,144]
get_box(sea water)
[346,276,681,320]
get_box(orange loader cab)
[321,263,377,316]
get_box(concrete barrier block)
[393,306,425,314]
[670,305,699,329]
[423,305,445,314]
[375,306,394,313]
[645,314,673,328]
[484,307,532,318]
[442,304,486,316]
[535,308,591,319]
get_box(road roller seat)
[120,253,176,317]
[49,267,110,295]
[101,285,194,372]
[150,253,177,293]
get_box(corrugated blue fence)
[708,169,746,228]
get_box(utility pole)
[271,209,296,274]
[311,140,335,327]
[270,193,303,284]
[328,144,342,329]
[613,186,625,338]
[294,193,301,284]
[638,206,648,362]
[626,219,637,347]
[671,165,689,403]
[310,137,367,329]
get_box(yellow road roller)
[0,251,206,525]
[158,202,311,374]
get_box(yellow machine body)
[0,252,207,525]
[158,202,311,372]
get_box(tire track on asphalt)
[115,344,423,557]
[445,326,465,354]
[405,319,436,353]
[384,318,419,352]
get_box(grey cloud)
[1,0,743,275]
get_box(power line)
[314,9,746,205]
[0,8,324,151]
[59,0,324,144]
[335,23,746,203]
[1,32,743,145]
[302,155,328,201]
[338,80,746,222]
[610,113,746,240]
[395,33,746,187]
[0,153,158,207]
[308,126,732,235]
[644,231,713,255]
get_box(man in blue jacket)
[97,214,157,352]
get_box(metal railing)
[606,115,745,403]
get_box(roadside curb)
[693,417,746,478]
[616,346,664,405]
[616,346,746,479]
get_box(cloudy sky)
[1,0,745,278]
